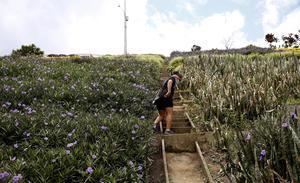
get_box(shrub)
[168,56,184,72]
[11,44,44,57]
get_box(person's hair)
[172,71,183,79]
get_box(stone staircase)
[151,65,215,183]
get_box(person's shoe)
[164,129,174,135]
[153,123,159,132]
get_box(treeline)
[170,45,275,58]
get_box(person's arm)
[164,79,173,98]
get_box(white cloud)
[273,8,300,34]
[230,0,250,4]
[184,2,195,13]
[262,0,298,32]
[260,0,300,46]
[176,0,208,15]
[145,9,248,52]
[0,0,124,55]
[0,0,249,56]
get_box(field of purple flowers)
[0,55,162,182]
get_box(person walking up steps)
[153,71,183,135]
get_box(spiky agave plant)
[181,53,300,182]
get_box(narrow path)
[167,153,205,183]
[149,62,220,183]
[159,63,211,183]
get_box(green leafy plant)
[11,44,44,57]
[0,55,161,182]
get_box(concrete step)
[173,96,181,100]
[173,104,185,111]
[163,127,193,133]
[162,121,190,128]
[161,137,215,183]
[174,100,193,105]
[177,90,191,94]
[173,113,185,118]
[173,110,185,114]
[159,133,213,152]
[173,101,183,105]
[172,117,188,122]
[160,77,169,81]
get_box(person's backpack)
[152,79,169,105]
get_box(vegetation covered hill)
[0,55,163,182]
[175,53,300,182]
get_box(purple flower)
[134,124,139,129]
[259,149,266,161]
[282,122,289,128]
[5,101,11,106]
[129,161,134,167]
[14,143,18,148]
[11,109,19,113]
[101,126,108,131]
[138,165,143,171]
[92,155,97,159]
[66,150,71,155]
[291,112,298,120]
[245,133,251,141]
[86,167,93,174]
[66,112,74,117]
[44,137,48,141]
[140,116,145,120]
[67,143,74,148]
[0,172,10,181]
[12,174,23,183]
[67,141,77,148]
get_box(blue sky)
[0,0,299,55]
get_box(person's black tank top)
[160,77,176,99]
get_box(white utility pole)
[118,0,128,55]
[124,0,128,56]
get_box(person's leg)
[154,110,165,125]
[165,107,173,131]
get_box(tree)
[282,32,300,48]
[265,33,278,48]
[223,35,234,50]
[265,30,300,49]
[191,45,201,52]
[11,44,44,57]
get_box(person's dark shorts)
[155,97,173,110]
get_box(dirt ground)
[148,152,165,183]
[167,152,206,183]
